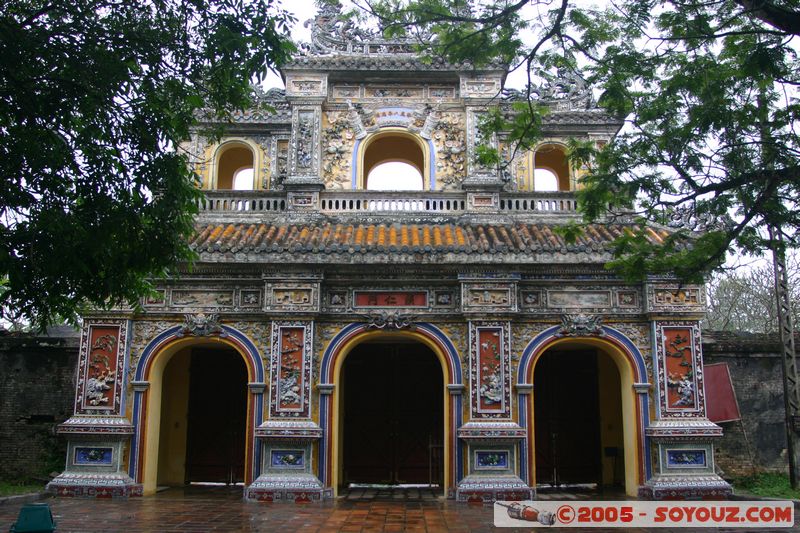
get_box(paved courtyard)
[2,487,800,532]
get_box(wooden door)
[185,348,247,484]
[342,343,443,485]
[534,350,601,487]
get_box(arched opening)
[157,346,247,487]
[526,336,641,497]
[138,336,256,495]
[340,340,444,490]
[216,144,254,190]
[360,131,427,190]
[534,347,624,492]
[534,144,570,191]
[324,327,458,497]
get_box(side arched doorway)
[132,330,263,496]
[520,331,647,497]
[157,346,248,486]
[533,347,624,491]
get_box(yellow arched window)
[214,142,256,190]
[359,130,428,190]
[533,143,571,191]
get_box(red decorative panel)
[469,322,511,418]
[353,291,427,307]
[76,322,127,414]
[655,323,705,417]
[270,322,312,418]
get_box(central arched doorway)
[337,339,444,492]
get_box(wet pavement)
[2,486,800,532]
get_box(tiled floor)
[2,486,799,532]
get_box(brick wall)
[702,331,789,478]
[0,327,79,482]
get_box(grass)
[0,481,45,497]
[734,472,800,500]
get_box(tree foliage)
[0,0,294,328]
[705,254,800,333]
[358,0,800,282]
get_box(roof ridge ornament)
[302,0,429,56]
[503,69,594,111]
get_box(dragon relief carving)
[180,313,225,337]
[362,311,416,330]
[558,314,605,337]
[432,112,466,190]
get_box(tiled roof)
[190,221,668,264]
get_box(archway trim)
[128,325,265,488]
[351,126,437,190]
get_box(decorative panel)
[666,449,707,468]
[353,290,427,308]
[269,322,313,418]
[270,449,306,469]
[290,107,321,175]
[547,290,611,308]
[265,283,320,312]
[646,284,706,313]
[469,322,512,419]
[76,321,128,414]
[655,322,705,417]
[461,283,517,312]
[74,447,113,466]
[170,289,234,309]
[475,450,510,471]
[285,74,328,97]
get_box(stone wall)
[0,327,79,482]
[702,331,789,478]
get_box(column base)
[455,474,533,503]
[245,473,332,502]
[47,472,142,498]
[638,474,732,500]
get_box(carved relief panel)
[461,282,518,313]
[269,321,313,418]
[75,320,129,415]
[646,284,706,314]
[285,74,328,98]
[654,322,706,418]
[265,282,320,313]
[289,107,321,177]
[321,111,356,189]
[466,108,496,177]
[469,322,512,419]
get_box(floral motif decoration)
[470,323,511,418]
[75,321,127,414]
[322,111,355,189]
[85,331,118,408]
[431,112,466,190]
[270,322,313,418]
[655,323,704,416]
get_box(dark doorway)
[534,350,601,487]
[342,342,443,487]
[185,348,248,484]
